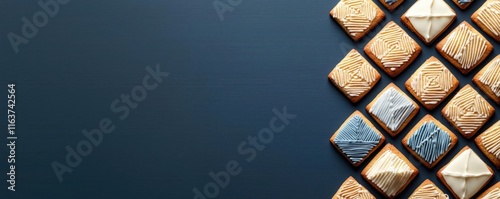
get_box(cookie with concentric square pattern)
[332,176,376,199]
[409,179,448,199]
[330,0,385,41]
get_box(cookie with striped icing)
[475,120,500,169]
[330,0,385,41]
[378,0,403,12]
[453,0,473,10]
[409,179,448,199]
[477,181,500,199]
[472,0,500,42]
[473,54,500,104]
[332,176,376,199]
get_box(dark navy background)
[0,0,499,198]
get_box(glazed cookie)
[475,120,500,169]
[405,56,459,110]
[441,84,494,139]
[332,176,375,199]
[379,0,403,12]
[477,181,500,199]
[361,144,418,198]
[364,21,421,77]
[402,114,457,169]
[330,110,385,167]
[409,179,448,199]
[366,83,420,137]
[436,21,493,75]
[330,0,385,41]
[328,49,381,103]
[472,54,500,104]
[401,0,456,45]
[437,146,494,199]
[453,0,473,10]
[472,0,500,42]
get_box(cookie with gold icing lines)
[477,181,500,199]
[402,114,457,169]
[437,146,494,199]
[405,56,459,110]
[330,0,385,41]
[441,84,494,139]
[330,110,385,167]
[364,21,421,77]
[472,0,500,42]
[361,144,418,198]
[473,54,500,104]
[332,176,376,199]
[436,21,493,75]
[475,120,500,169]
[328,49,381,103]
[409,179,448,199]
[379,0,403,12]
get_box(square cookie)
[401,0,456,45]
[328,49,381,103]
[402,114,457,169]
[361,144,418,198]
[332,176,375,199]
[437,146,494,199]
[453,0,473,10]
[475,120,500,169]
[366,83,420,137]
[436,21,493,75]
[441,84,494,139]
[379,0,403,12]
[477,181,500,199]
[330,110,385,167]
[472,0,500,42]
[330,0,385,41]
[409,179,448,199]
[473,54,500,104]
[364,21,421,77]
[405,56,459,110]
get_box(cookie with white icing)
[477,181,500,199]
[330,110,385,167]
[366,83,420,137]
[379,0,403,12]
[330,0,385,41]
[361,144,418,198]
[328,49,381,103]
[473,54,500,104]
[475,120,500,169]
[332,176,376,199]
[441,84,494,139]
[409,179,448,199]
[453,0,473,10]
[437,146,494,199]
[405,56,459,110]
[472,0,500,42]
[436,21,493,75]
[364,21,421,77]
[401,0,456,45]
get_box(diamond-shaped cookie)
[330,0,385,41]
[475,120,500,169]
[330,110,385,167]
[477,181,500,199]
[328,49,381,103]
[332,176,375,199]
[379,0,404,12]
[472,0,500,42]
[442,84,494,139]
[409,179,448,199]
[453,0,473,10]
[473,54,500,104]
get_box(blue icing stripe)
[386,0,397,5]
[407,121,451,164]
[458,0,470,5]
[334,115,381,164]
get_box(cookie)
[436,21,493,75]
[441,84,494,139]
[405,56,459,110]
[330,0,385,41]
[330,110,385,167]
[475,120,500,169]
[453,0,473,10]
[379,0,403,12]
[332,176,375,199]
[477,181,500,199]
[437,146,494,199]
[402,114,457,169]
[361,144,418,198]
[364,21,421,77]
[472,54,500,104]
[401,0,456,45]
[366,83,420,137]
[471,0,500,42]
[409,179,448,199]
[328,49,381,103]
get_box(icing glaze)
[366,150,414,197]
[332,0,377,36]
[334,115,381,164]
[336,178,375,199]
[481,122,500,159]
[407,121,451,164]
[405,0,455,43]
[483,187,500,199]
[444,86,492,135]
[441,148,492,199]
[479,58,500,97]
[477,1,500,36]
[410,60,455,105]
[369,87,416,132]
[458,0,471,5]
[442,23,488,70]
[385,0,397,6]
[410,184,448,199]
[331,50,378,97]
[370,22,416,71]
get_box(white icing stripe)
[479,58,500,97]
[369,87,416,131]
[331,50,378,97]
[410,60,454,105]
[370,22,416,71]
[477,1,500,37]
[366,150,414,197]
[405,0,455,43]
[410,184,448,199]
[483,187,500,199]
[481,123,500,159]
[442,23,488,70]
[337,178,374,199]
[332,0,377,36]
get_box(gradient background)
[0,0,499,198]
